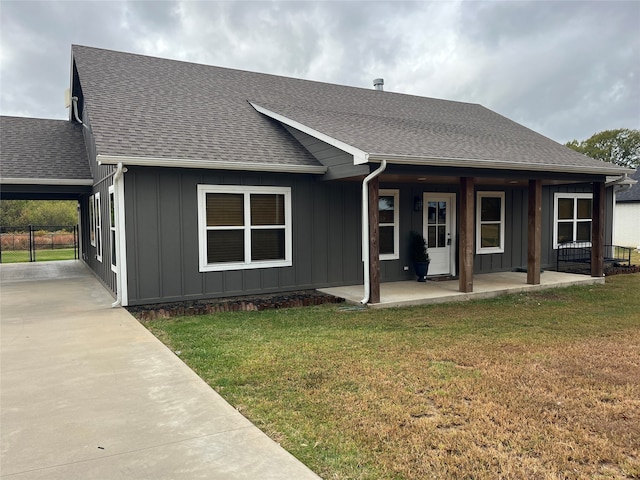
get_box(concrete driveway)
[0,260,320,479]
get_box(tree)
[0,200,77,227]
[565,128,640,169]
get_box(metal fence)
[0,225,79,263]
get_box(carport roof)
[0,116,92,185]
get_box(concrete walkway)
[0,261,320,479]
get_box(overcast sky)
[1,0,638,144]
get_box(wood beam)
[591,181,605,278]
[368,176,380,303]
[459,177,475,293]
[527,179,542,284]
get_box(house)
[0,45,633,306]
[614,168,640,248]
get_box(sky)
[1,0,639,145]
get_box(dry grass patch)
[146,274,640,479]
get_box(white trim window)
[89,194,96,247]
[95,192,102,262]
[553,193,592,249]
[476,191,505,254]
[109,186,117,272]
[197,185,292,272]
[379,189,399,260]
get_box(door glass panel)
[428,202,437,224]
[438,201,446,224]
[427,225,437,248]
[437,225,446,247]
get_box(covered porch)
[319,270,604,309]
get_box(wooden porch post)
[527,179,542,285]
[459,177,474,293]
[591,181,605,278]
[368,176,380,303]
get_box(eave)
[96,155,327,174]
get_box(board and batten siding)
[123,167,365,305]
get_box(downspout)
[360,160,387,304]
[111,163,124,308]
[71,96,91,132]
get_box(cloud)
[1,0,638,143]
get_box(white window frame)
[109,185,117,272]
[95,192,102,262]
[553,192,593,249]
[89,194,96,247]
[476,191,505,254]
[379,189,399,261]
[197,185,292,272]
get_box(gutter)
[367,153,634,177]
[71,97,91,132]
[97,155,327,175]
[360,160,387,305]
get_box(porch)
[319,270,604,309]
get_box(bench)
[556,243,632,273]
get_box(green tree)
[0,200,77,227]
[565,128,640,169]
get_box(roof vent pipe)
[373,78,384,91]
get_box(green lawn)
[0,248,77,263]
[145,274,640,479]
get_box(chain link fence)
[0,225,79,263]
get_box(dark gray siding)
[124,168,365,305]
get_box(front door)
[423,193,456,276]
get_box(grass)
[0,248,77,264]
[146,274,640,479]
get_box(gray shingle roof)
[72,45,628,176]
[616,168,640,202]
[0,116,91,182]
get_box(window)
[379,189,399,260]
[95,192,102,262]
[197,185,292,272]
[89,194,96,247]
[553,193,592,248]
[109,186,116,272]
[476,192,505,254]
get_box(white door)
[423,193,456,276]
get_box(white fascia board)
[97,155,327,174]
[248,102,369,165]
[367,153,633,176]
[0,177,93,185]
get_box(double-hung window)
[476,191,505,254]
[379,189,399,260]
[109,186,116,272]
[198,185,292,272]
[553,193,592,248]
[94,192,102,262]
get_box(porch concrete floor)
[318,271,605,308]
